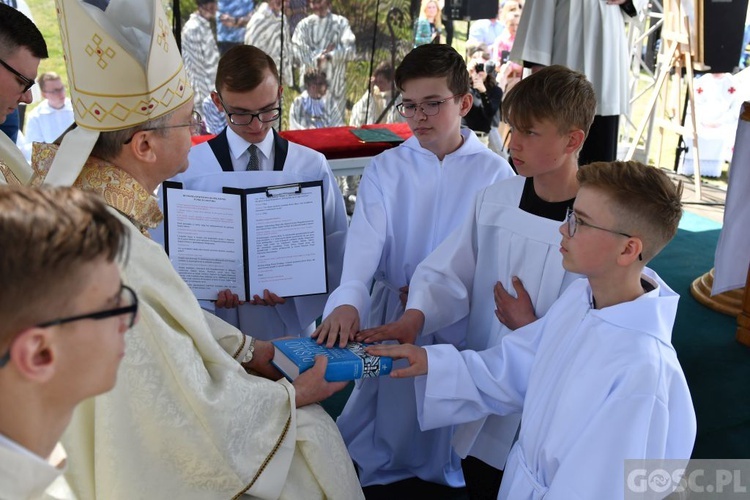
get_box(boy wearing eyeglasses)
[312,43,514,494]
[0,186,132,498]
[177,44,348,341]
[368,160,696,499]
[0,3,47,186]
[356,64,595,498]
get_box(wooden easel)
[625,0,703,199]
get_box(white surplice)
[0,438,75,500]
[510,0,645,117]
[30,148,363,500]
[326,129,515,486]
[170,130,347,340]
[407,176,582,470]
[416,270,696,500]
[713,106,750,294]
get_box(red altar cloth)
[190,123,413,160]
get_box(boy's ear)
[617,236,644,266]
[566,129,586,153]
[9,328,57,383]
[458,93,473,117]
[211,91,223,112]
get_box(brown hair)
[503,65,596,140]
[395,43,470,96]
[216,45,279,93]
[37,72,62,92]
[303,68,327,88]
[0,186,128,344]
[577,161,683,263]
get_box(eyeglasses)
[43,86,66,95]
[565,208,642,261]
[123,110,203,144]
[396,94,463,118]
[0,284,138,368]
[0,58,35,94]
[216,92,281,125]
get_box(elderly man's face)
[0,46,40,124]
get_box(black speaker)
[444,0,497,21]
[702,0,749,73]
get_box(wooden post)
[737,264,750,347]
[625,0,703,198]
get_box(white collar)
[226,126,275,162]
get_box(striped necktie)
[246,144,260,171]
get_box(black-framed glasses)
[123,110,203,144]
[396,94,463,118]
[0,285,138,368]
[0,58,35,94]
[565,208,642,260]
[216,92,281,125]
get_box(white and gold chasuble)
[31,144,363,500]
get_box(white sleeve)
[415,316,545,431]
[323,159,387,320]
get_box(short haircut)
[0,186,129,345]
[91,111,174,161]
[395,44,470,96]
[503,65,596,139]
[0,4,48,60]
[196,0,216,6]
[37,71,62,91]
[215,45,279,93]
[373,61,394,82]
[303,68,327,88]
[577,161,683,263]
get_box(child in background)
[289,68,339,129]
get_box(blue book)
[271,337,393,382]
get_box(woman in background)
[413,0,443,47]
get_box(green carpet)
[650,211,750,459]
[322,211,750,459]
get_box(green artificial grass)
[651,211,750,459]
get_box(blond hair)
[502,65,596,141]
[577,161,683,262]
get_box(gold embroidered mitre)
[44,0,192,186]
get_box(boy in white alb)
[175,46,348,340]
[357,65,596,498]
[369,161,697,499]
[313,44,514,494]
[0,187,132,500]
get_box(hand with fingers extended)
[312,305,360,348]
[355,308,424,345]
[250,289,287,307]
[494,276,537,330]
[365,343,428,378]
[216,289,243,309]
[293,356,349,407]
